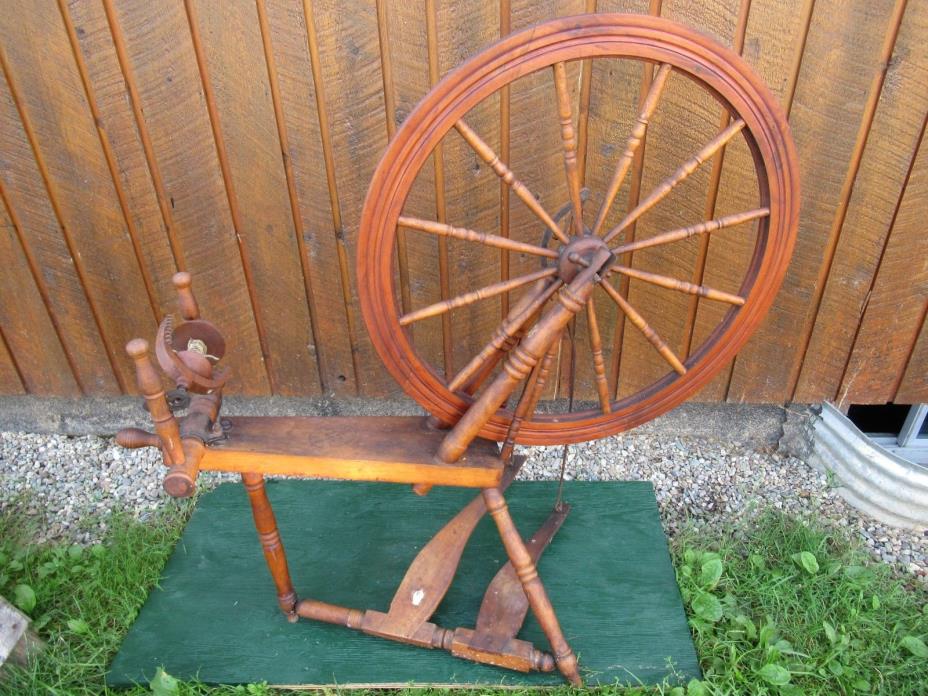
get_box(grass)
[673,516,927,695]
[0,499,925,695]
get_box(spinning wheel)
[115,14,798,686]
[359,13,798,446]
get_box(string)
[554,318,576,511]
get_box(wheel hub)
[556,235,609,283]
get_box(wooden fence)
[0,0,925,405]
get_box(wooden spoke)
[609,265,745,306]
[585,299,611,414]
[611,207,769,256]
[457,282,550,396]
[603,119,746,244]
[399,267,557,326]
[454,120,569,245]
[552,62,585,237]
[499,335,560,462]
[447,279,562,392]
[592,63,672,236]
[599,279,687,375]
[398,216,558,259]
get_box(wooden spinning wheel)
[359,13,798,446]
[115,14,798,687]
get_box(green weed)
[0,501,924,695]
[673,513,928,695]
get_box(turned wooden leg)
[242,472,298,621]
[482,487,581,685]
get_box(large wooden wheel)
[358,14,799,446]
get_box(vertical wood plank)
[264,1,359,396]
[895,310,928,404]
[605,0,661,399]
[438,0,500,379]
[508,0,585,401]
[374,0,413,322]
[0,2,160,393]
[678,0,750,366]
[793,0,926,402]
[184,0,323,395]
[66,0,182,314]
[383,0,444,376]
[426,0,455,379]
[304,0,394,395]
[0,195,79,395]
[839,121,928,405]
[498,0,512,321]
[0,72,115,395]
[0,327,25,395]
[690,0,815,401]
[727,0,898,403]
[615,0,738,398]
[575,0,648,400]
[104,0,269,394]
[57,0,162,324]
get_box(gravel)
[1,429,925,584]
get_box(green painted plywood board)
[108,480,699,687]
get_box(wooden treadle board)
[108,480,700,687]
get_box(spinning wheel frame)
[115,15,800,685]
[358,14,799,446]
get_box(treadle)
[204,416,503,488]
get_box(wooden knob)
[163,439,204,498]
[126,338,149,360]
[534,650,556,672]
[164,465,198,498]
[115,428,160,449]
[172,272,200,320]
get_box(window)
[847,403,928,465]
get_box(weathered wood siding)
[1,0,925,404]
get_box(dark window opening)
[847,402,928,465]
[847,403,912,436]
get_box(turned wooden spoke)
[400,267,557,326]
[398,216,558,260]
[552,62,585,237]
[611,207,769,256]
[499,335,560,462]
[453,120,569,245]
[599,279,687,375]
[447,279,561,392]
[592,63,672,236]
[585,299,611,414]
[603,119,746,244]
[609,265,745,306]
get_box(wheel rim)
[358,14,799,446]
